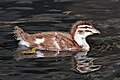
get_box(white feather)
[36,51,44,57]
[78,25,92,28]
[34,38,45,44]
[16,37,22,40]
[52,38,61,50]
[19,39,30,47]
[74,33,90,51]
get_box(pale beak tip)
[93,30,101,34]
[97,31,101,34]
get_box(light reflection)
[72,51,102,73]
[14,50,101,73]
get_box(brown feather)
[14,21,94,51]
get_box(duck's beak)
[92,28,101,34]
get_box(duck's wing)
[13,27,80,51]
[31,32,77,51]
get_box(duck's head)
[71,21,100,39]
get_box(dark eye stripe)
[85,30,92,32]
[80,26,91,28]
[78,30,83,32]
[84,26,90,28]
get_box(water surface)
[0,0,120,80]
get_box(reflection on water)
[14,50,101,73]
[72,52,101,73]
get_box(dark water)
[0,0,120,80]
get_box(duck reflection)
[14,50,101,73]
[72,51,102,73]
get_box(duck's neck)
[74,34,90,51]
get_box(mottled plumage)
[14,21,100,52]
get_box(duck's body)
[14,21,100,52]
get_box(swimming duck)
[14,21,100,53]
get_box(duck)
[13,21,100,53]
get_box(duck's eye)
[78,30,83,33]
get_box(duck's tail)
[13,26,29,40]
